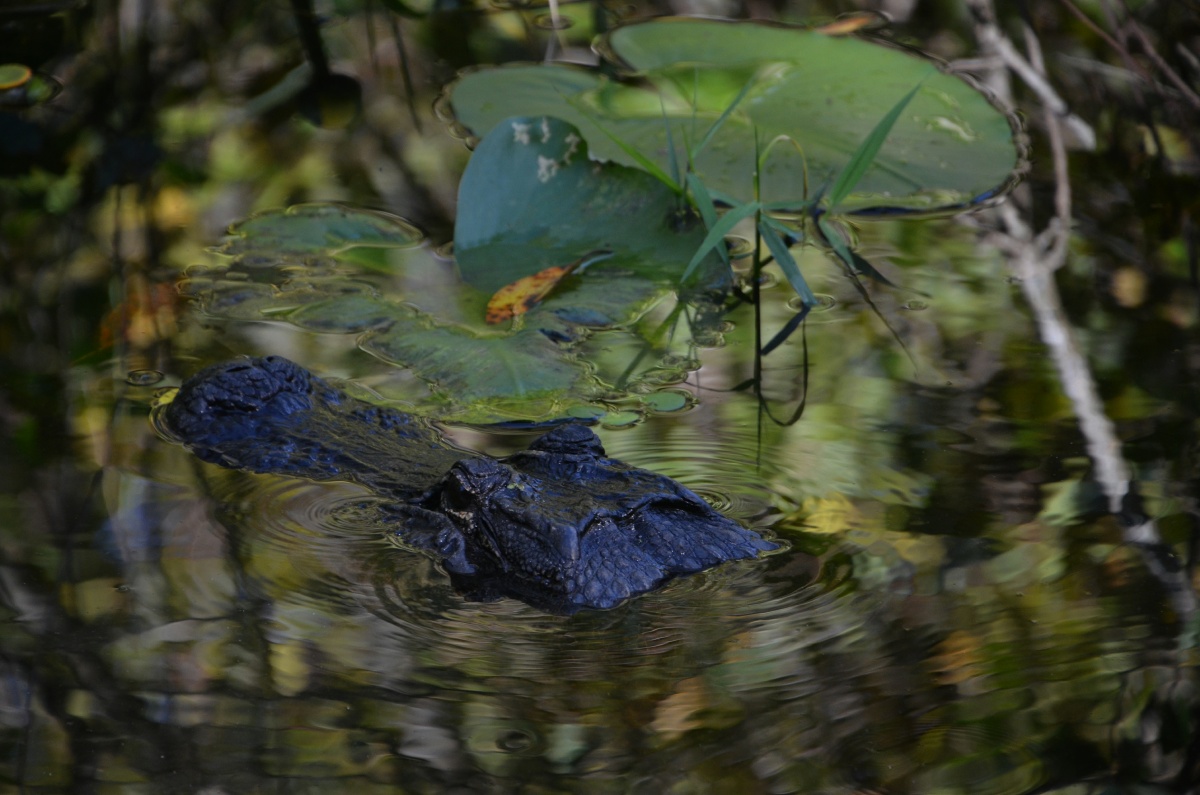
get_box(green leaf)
[760,219,816,306]
[362,322,592,404]
[681,201,761,282]
[818,216,856,272]
[454,115,726,293]
[817,216,900,288]
[217,202,424,260]
[692,76,755,163]
[827,80,926,211]
[686,173,728,268]
[564,95,681,192]
[446,18,1023,215]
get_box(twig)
[966,6,1096,150]
[967,0,1196,616]
[1124,22,1200,111]
[1070,0,1200,111]
[1055,0,1133,70]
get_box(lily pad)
[216,202,424,262]
[454,115,728,293]
[529,269,665,328]
[445,18,1023,214]
[288,293,595,405]
[186,203,713,423]
[362,321,592,405]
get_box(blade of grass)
[687,173,729,267]
[760,219,816,306]
[818,217,918,290]
[563,96,682,193]
[661,96,682,192]
[704,186,740,208]
[681,201,761,282]
[827,78,926,210]
[817,216,857,272]
[818,216,916,369]
[761,305,810,355]
[760,214,804,246]
[845,248,901,289]
[691,78,756,163]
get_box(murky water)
[3,0,1199,792]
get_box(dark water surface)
[3,1,1199,793]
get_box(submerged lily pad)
[363,322,591,404]
[216,202,424,262]
[454,115,727,293]
[445,18,1023,214]
[289,294,594,407]
[183,221,703,423]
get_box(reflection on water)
[4,339,1193,792]
[4,207,1198,790]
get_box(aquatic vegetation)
[454,115,727,295]
[186,201,718,423]
[444,17,1023,214]
[216,203,425,262]
[444,16,1024,352]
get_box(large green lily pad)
[454,115,727,293]
[445,17,1023,214]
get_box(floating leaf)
[454,115,728,294]
[445,18,1023,215]
[217,202,424,261]
[362,322,592,405]
[485,249,613,324]
[486,264,577,324]
[529,269,665,328]
[186,203,715,423]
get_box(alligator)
[158,356,777,613]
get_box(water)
[3,1,1199,792]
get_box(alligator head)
[159,357,777,613]
[400,424,776,611]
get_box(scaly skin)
[161,356,776,612]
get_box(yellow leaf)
[486,263,577,324]
[815,13,879,36]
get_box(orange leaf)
[485,264,577,324]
